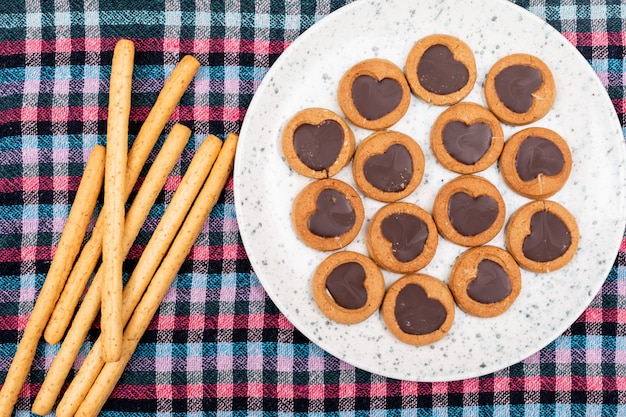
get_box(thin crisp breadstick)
[55,134,223,417]
[31,123,191,416]
[44,54,201,345]
[0,145,105,417]
[101,39,134,363]
[74,134,237,417]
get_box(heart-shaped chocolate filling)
[381,213,428,262]
[417,44,469,95]
[307,188,356,238]
[442,120,493,165]
[448,192,499,236]
[351,75,403,120]
[494,65,543,113]
[325,261,367,309]
[394,283,447,335]
[522,210,571,262]
[467,259,511,304]
[363,143,413,192]
[293,120,344,172]
[515,136,564,181]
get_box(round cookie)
[366,202,438,274]
[430,102,504,174]
[352,130,425,202]
[432,175,506,247]
[404,34,477,106]
[484,53,556,125]
[499,127,572,199]
[312,251,385,324]
[505,200,579,273]
[292,178,364,251]
[381,274,455,346]
[282,108,356,179]
[448,245,522,318]
[337,58,411,130]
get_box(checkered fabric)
[0,0,624,416]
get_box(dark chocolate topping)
[467,259,512,304]
[363,143,414,192]
[522,210,571,262]
[442,121,493,165]
[448,192,499,237]
[381,213,428,262]
[417,44,470,95]
[394,283,447,335]
[351,75,403,120]
[325,261,367,310]
[293,120,344,172]
[515,136,565,181]
[494,65,543,114]
[307,188,356,238]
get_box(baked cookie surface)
[337,58,411,130]
[312,251,385,324]
[352,130,425,202]
[484,53,555,125]
[430,102,504,174]
[366,202,438,273]
[448,245,522,317]
[432,175,506,247]
[499,127,572,199]
[381,274,455,346]
[405,34,476,105]
[291,178,364,251]
[281,107,356,179]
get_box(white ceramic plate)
[234,0,626,381]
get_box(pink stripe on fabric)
[586,349,603,364]
[615,350,626,364]
[24,38,43,53]
[21,106,38,122]
[56,37,72,53]
[307,383,325,399]
[187,383,203,399]
[23,79,41,94]
[21,148,39,164]
[216,354,233,371]
[22,218,39,234]
[156,356,172,372]
[556,346,572,363]
[432,382,448,394]
[156,383,173,401]
[22,176,39,191]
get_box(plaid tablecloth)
[0,0,625,415]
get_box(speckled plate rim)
[234,0,626,381]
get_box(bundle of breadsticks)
[0,39,238,417]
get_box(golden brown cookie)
[291,178,364,251]
[311,251,385,324]
[366,202,438,274]
[430,102,504,174]
[448,245,522,318]
[352,130,425,202]
[281,108,356,179]
[404,34,477,106]
[484,53,556,125]
[337,58,411,130]
[499,127,572,199]
[505,200,579,273]
[432,175,506,247]
[381,274,455,346]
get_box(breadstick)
[31,123,191,416]
[74,134,237,417]
[0,145,105,417]
[101,39,134,363]
[44,54,201,345]
[55,134,223,417]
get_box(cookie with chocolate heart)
[430,102,504,174]
[381,274,455,346]
[448,245,522,317]
[312,251,385,324]
[505,200,579,272]
[352,130,425,202]
[499,127,572,199]
[432,175,506,247]
[282,108,356,179]
[484,53,555,125]
[404,34,477,106]
[292,178,364,251]
[337,58,411,130]
[366,202,438,274]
